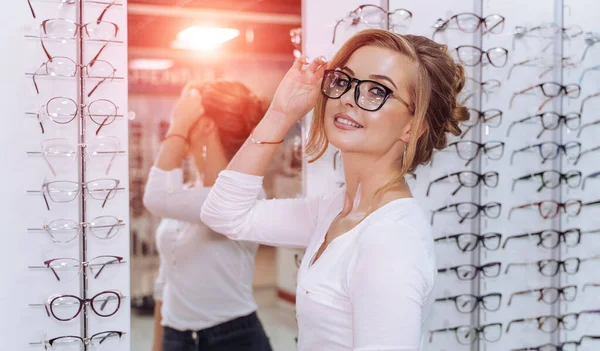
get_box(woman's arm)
[201,56,329,247]
[348,224,435,350]
[201,170,334,248]
[143,167,210,223]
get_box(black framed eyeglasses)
[437,262,502,280]
[429,323,502,345]
[511,170,581,192]
[506,112,581,139]
[506,310,600,334]
[504,255,600,277]
[502,228,600,249]
[29,330,127,350]
[510,141,581,165]
[431,202,501,225]
[512,336,600,351]
[508,285,577,306]
[427,171,499,196]
[510,82,581,111]
[435,232,502,252]
[454,45,509,68]
[321,69,413,113]
[435,293,502,313]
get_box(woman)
[201,29,470,350]
[143,81,272,351]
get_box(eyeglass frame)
[507,285,577,306]
[29,255,125,281]
[332,4,413,44]
[432,13,505,40]
[434,141,505,167]
[502,228,600,249]
[29,290,126,322]
[510,82,581,111]
[429,323,503,345]
[437,262,502,281]
[583,171,600,190]
[434,232,503,252]
[512,336,600,351]
[506,309,600,334]
[435,293,502,313]
[506,112,581,139]
[511,170,582,192]
[431,201,502,225]
[508,199,600,220]
[29,330,127,350]
[426,171,499,196]
[454,45,509,68]
[29,56,118,98]
[461,108,503,138]
[504,255,600,276]
[27,178,123,211]
[27,0,120,20]
[510,141,581,165]
[27,215,125,243]
[321,69,414,113]
[27,136,125,177]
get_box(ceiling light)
[172,26,240,51]
[129,58,174,70]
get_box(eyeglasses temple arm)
[97,1,116,23]
[578,120,600,138]
[575,146,600,166]
[332,20,342,44]
[42,192,50,211]
[505,319,524,333]
[89,43,108,67]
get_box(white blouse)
[201,170,437,351]
[143,167,259,331]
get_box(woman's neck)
[340,151,410,216]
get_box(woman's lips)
[333,113,364,130]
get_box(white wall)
[0,1,130,349]
[301,0,600,350]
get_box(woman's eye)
[369,87,386,97]
[336,78,350,87]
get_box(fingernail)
[190,88,199,97]
[319,56,328,62]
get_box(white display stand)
[301,0,600,350]
[0,1,130,350]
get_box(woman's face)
[323,45,415,158]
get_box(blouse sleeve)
[143,167,211,224]
[347,223,435,351]
[153,259,165,302]
[201,170,328,248]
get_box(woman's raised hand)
[268,55,328,125]
[169,82,205,137]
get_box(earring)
[202,145,207,160]
[402,143,407,169]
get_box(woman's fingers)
[292,55,309,70]
[306,56,327,73]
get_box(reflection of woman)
[201,29,469,350]
[143,82,272,351]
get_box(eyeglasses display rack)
[302,0,600,350]
[0,1,130,350]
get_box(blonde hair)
[305,29,469,202]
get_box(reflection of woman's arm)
[143,167,210,224]
[202,170,331,248]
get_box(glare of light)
[129,59,174,70]
[172,26,240,51]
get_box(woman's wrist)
[252,109,294,142]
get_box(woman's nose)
[339,84,356,108]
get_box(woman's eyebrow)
[340,66,398,89]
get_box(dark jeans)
[162,312,273,351]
